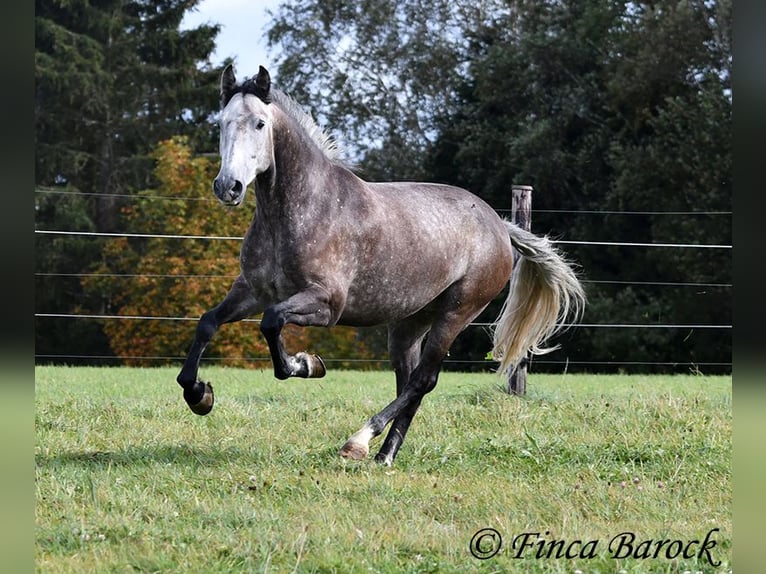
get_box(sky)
[181,0,284,79]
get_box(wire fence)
[34,188,732,371]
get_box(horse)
[176,65,585,466]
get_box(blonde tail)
[492,222,586,374]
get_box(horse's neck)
[258,110,339,209]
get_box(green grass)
[35,367,731,573]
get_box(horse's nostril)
[213,177,230,195]
[213,177,243,201]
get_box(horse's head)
[213,65,274,206]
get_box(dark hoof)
[308,354,326,378]
[296,352,327,378]
[184,381,214,416]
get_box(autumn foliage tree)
[84,137,383,368]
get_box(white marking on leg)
[377,453,394,467]
[340,424,375,460]
[348,424,374,448]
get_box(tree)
[267,0,499,180]
[80,137,260,365]
[267,0,732,373]
[598,1,732,372]
[36,0,221,229]
[35,0,222,362]
[433,0,732,372]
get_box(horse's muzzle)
[213,176,245,205]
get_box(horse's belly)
[338,257,489,326]
[340,280,441,326]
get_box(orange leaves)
[83,137,257,365]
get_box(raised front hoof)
[298,352,326,378]
[274,353,328,380]
[339,440,369,461]
[184,382,215,416]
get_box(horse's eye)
[255,119,265,130]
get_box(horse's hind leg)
[341,270,504,465]
[371,320,430,465]
[341,300,478,464]
[177,276,261,415]
[340,332,447,463]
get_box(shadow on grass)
[35,442,355,471]
[36,443,260,469]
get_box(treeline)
[35,0,731,373]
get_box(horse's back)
[365,180,506,234]
[366,180,497,214]
[365,180,511,261]
[336,180,513,325]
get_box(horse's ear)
[254,65,271,103]
[221,64,237,107]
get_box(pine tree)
[35,0,222,362]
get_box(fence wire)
[35,193,731,370]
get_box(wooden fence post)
[506,185,533,395]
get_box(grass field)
[35,367,731,573]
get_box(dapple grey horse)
[176,65,585,465]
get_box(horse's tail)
[491,222,586,374]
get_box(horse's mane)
[271,89,342,162]
[235,76,341,163]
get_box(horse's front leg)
[259,286,341,380]
[177,276,262,415]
